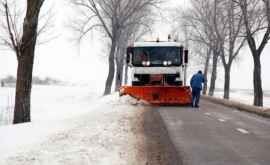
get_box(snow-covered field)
[0,85,152,165]
[214,89,270,108]
[0,86,14,125]
[0,85,100,125]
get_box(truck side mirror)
[126,47,133,64]
[180,46,184,65]
[184,50,189,64]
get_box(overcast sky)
[0,0,270,93]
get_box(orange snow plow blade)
[120,86,192,105]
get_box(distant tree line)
[0,75,62,86]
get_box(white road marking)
[236,128,250,134]
[168,121,183,126]
[205,113,211,116]
[218,119,226,122]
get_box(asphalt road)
[157,100,270,165]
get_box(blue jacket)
[190,73,205,90]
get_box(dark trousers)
[192,87,201,107]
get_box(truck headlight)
[163,61,168,66]
[142,61,147,66]
[133,77,139,81]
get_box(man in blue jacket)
[190,70,205,108]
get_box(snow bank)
[214,90,270,108]
[202,95,270,118]
[0,87,148,165]
[0,85,100,157]
[0,86,101,158]
[0,85,100,125]
[0,87,14,125]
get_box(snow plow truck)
[120,39,192,105]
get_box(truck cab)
[126,41,188,86]
[120,40,191,105]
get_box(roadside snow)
[0,85,99,125]
[214,90,270,108]
[0,87,14,125]
[0,88,150,165]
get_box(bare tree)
[178,0,220,96]
[0,0,46,124]
[70,0,160,95]
[114,10,154,91]
[0,1,54,48]
[212,0,246,99]
[202,48,211,95]
[178,0,247,99]
[233,0,270,106]
[221,0,246,99]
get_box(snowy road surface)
[158,101,270,165]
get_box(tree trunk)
[223,65,231,99]
[203,49,211,95]
[124,61,128,85]
[253,54,263,106]
[13,0,44,124]
[103,39,117,95]
[208,50,218,96]
[115,57,124,91]
[13,56,34,123]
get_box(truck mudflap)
[120,86,192,105]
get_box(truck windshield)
[132,47,181,67]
